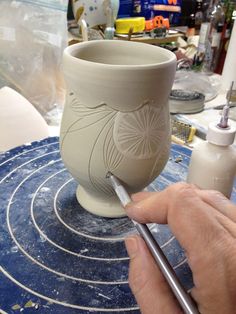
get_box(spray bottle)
[187,82,236,198]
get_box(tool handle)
[135,223,199,314]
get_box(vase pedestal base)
[76,185,126,218]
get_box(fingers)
[126,183,200,224]
[125,182,228,256]
[131,191,152,202]
[130,186,236,222]
[126,186,178,224]
[195,189,236,222]
[125,235,182,314]
[131,184,200,204]
[125,184,236,314]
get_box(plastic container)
[187,122,236,198]
[116,17,145,33]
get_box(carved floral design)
[113,104,167,159]
[61,95,169,196]
[103,123,123,173]
[148,141,170,181]
[61,95,120,195]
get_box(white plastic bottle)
[187,121,236,198]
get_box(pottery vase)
[60,40,176,217]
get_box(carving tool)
[106,172,199,314]
[104,5,115,40]
[212,103,236,110]
[218,81,234,128]
[80,19,89,42]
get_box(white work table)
[173,91,236,146]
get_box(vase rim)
[64,40,176,69]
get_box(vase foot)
[76,185,126,218]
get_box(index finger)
[125,182,227,256]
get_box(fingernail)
[209,190,229,202]
[125,202,134,211]
[125,202,140,212]
[125,236,138,258]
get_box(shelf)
[116,32,183,44]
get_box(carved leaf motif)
[65,97,114,134]
[148,141,170,181]
[70,97,108,117]
[103,123,123,173]
[85,113,118,195]
[113,104,168,159]
[90,175,115,195]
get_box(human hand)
[125,182,236,314]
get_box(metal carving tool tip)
[218,81,234,128]
[106,171,199,314]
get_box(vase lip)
[64,40,177,69]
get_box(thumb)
[125,235,182,314]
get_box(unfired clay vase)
[60,40,176,218]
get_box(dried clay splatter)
[12,304,21,310]
[24,300,34,308]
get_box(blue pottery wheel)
[1,137,235,313]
